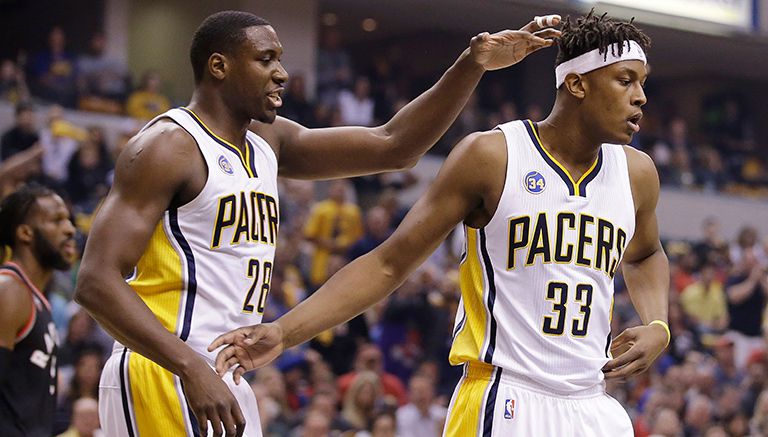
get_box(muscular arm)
[603,147,669,379]
[0,276,32,382]
[263,20,558,180]
[210,132,505,375]
[621,147,669,326]
[74,123,207,378]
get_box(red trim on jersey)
[3,262,51,310]
[0,268,38,342]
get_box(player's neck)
[537,111,601,168]
[10,251,52,293]
[187,91,250,151]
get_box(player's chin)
[255,109,277,124]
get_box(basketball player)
[211,12,670,436]
[0,184,77,436]
[73,10,561,437]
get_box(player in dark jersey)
[0,184,77,437]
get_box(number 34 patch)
[524,171,546,194]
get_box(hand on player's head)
[469,14,561,71]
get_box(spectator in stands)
[695,145,728,192]
[338,344,407,407]
[368,410,397,437]
[347,206,392,261]
[316,28,352,105]
[125,70,170,120]
[0,142,43,198]
[28,26,77,107]
[341,371,382,431]
[396,373,446,436]
[65,127,112,212]
[680,260,728,334]
[55,346,104,434]
[0,59,30,104]
[1,102,39,161]
[725,248,768,368]
[711,337,744,386]
[693,217,729,271]
[55,397,100,437]
[76,32,130,114]
[280,74,314,126]
[648,407,682,437]
[730,226,767,266]
[338,76,375,126]
[297,410,331,437]
[684,395,715,437]
[39,105,85,186]
[304,179,363,287]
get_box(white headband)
[555,40,647,89]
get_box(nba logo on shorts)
[504,399,515,419]
[524,171,545,194]
[218,155,234,175]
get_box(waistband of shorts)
[465,362,607,399]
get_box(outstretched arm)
[209,131,506,380]
[603,147,670,380]
[269,17,559,179]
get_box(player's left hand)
[602,323,669,380]
[470,15,562,71]
[207,322,285,384]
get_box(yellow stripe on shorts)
[128,352,188,436]
[444,362,494,437]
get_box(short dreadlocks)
[555,10,651,66]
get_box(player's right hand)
[182,361,246,437]
[208,322,285,384]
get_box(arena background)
[1,0,767,436]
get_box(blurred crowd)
[1,24,768,437]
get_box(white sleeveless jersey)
[449,120,636,393]
[126,107,279,364]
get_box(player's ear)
[563,73,586,100]
[208,53,228,80]
[15,224,33,245]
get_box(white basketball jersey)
[449,120,636,393]
[126,107,280,364]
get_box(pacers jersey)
[0,263,58,437]
[126,107,279,364]
[448,120,635,393]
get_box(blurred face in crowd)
[409,375,435,412]
[577,58,647,145]
[16,108,36,133]
[75,352,103,391]
[371,414,396,437]
[49,26,66,53]
[71,398,100,437]
[301,411,330,437]
[651,408,681,437]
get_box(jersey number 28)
[242,258,273,314]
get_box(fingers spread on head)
[533,28,561,40]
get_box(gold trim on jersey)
[444,362,494,436]
[180,107,257,178]
[527,120,600,196]
[450,227,489,365]
[128,352,188,435]
[129,220,184,334]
